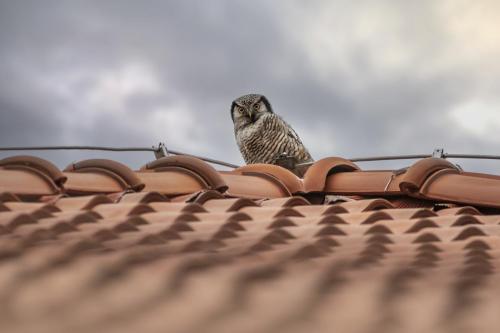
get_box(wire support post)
[432,148,445,158]
[153,142,169,159]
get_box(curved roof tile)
[141,155,227,192]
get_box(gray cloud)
[1,0,500,173]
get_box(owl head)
[231,94,273,129]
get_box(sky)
[1,0,500,173]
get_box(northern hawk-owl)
[231,94,313,171]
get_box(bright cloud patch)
[450,100,500,139]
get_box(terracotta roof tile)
[148,202,207,213]
[53,194,113,211]
[0,192,21,202]
[202,197,258,212]
[3,154,500,332]
[117,191,169,203]
[91,203,155,218]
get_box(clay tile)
[386,208,437,219]
[272,207,304,218]
[452,226,487,241]
[260,196,310,207]
[269,217,296,228]
[138,212,199,224]
[0,212,37,230]
[3,202,60,213]
[202,198,258,212]
[412,258,437,269]
[352,256,378,268]
[417,243,443,253]
[0,192,20,202]
[149,202,207,213]
[137,234,166,246]
[292,244,326,260]
[50,222,78,234]
[334,198,394,213]
[415,251,440,262]
[303,157,360,192]
[167,222,194,232]
[222,221,245,231]
[360,211,394,224]
[65,159,144,192]
[461,262,493,276]
[450,215,482,227]
[212,228,238,240]
[399,158,458,194]
[413,232,441,243]
[247,240,273,253]
[221,171,292,198]
[365,224,393,235]
[224,212,252,223]
[92,203,155,218]
[0,202,11,212]
[405,219,439,233]
[123,215,154,225]
[54,195,113,211]
[141,155,227,192]
[239,206,303,220]
[93,229,120,242]
[464,239,491,250]
[437,206,482,216]
[0,224,9,235]
[169,193,199,202]
[262,229,292,243]
[118,192,169,204]
[315,237,341,248]
[57,211,100,225]
[465,250,492,260]
[317,215,348,225]
[366,234,394,244]
[0,155,67,186]
[191,190,225,204]
[233,164,303,194]
[362,243,390,255]
[63,239,105,257]
[316,225,347,237]
[0,166,62,198]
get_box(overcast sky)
[1,1,500,173]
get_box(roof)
[1,154,500,332]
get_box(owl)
[230,94,313,173]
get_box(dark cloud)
[0,0,499,174]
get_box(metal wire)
[349,154,431,162]
[2,145,500,169]
[445,154,500,160]
[297,152,500,168]
[0,145,240,169]
[350,153,500,162]
[0,146,156,152]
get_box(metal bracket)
[432,148,445,159]
[275,153,296,171]
[153,142,169,159]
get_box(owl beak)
[248,111,256,123]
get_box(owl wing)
[276,115,307,147]
[286,123,303,144]
[264,114,313,162]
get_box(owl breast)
[235,113,312,165]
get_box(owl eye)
[253,103,260,111]
[237,106,245,113]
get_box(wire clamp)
[432,148,445,158]
[154,142,169,159]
